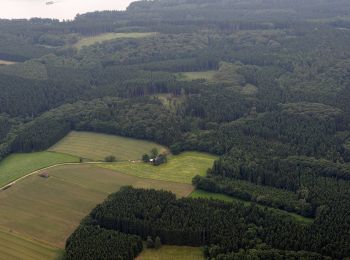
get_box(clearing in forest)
[49,131,167,161]
[74,32,156,49]
[0,164,193,249]
[178,70,217,81]
[0,151,79,188]
[100,152,217,184]
[137,245,204,260]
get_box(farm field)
[74,32,156,49]
[0,228,61,260]
[0,164,194,249]
[0,151,79,187]
[137,245,204,260]
[100,151,217,184]
[49,131,167,161]
[190,190,314,224]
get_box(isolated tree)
[146,236,154,248]
[151,148,159,158]
[155,236,162,249]
[105,155,116,162]
[142,154,150,163]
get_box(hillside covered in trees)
[1,0,350,258]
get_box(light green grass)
[74,32,156,49]
[190,190,314,224]
[0,164,193,249]
[0,228,62,260]
[178,70,217,81]
[137,245,204,260]
[99,152,217,184]
[0,151,79,187]
[49,131,167,161]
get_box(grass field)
[0,228,61,260]
[178,70,217,81]
[0,151,79,187]
[0,164,193,249]
[190,190,314,224]
[137,246,204,260]
[49,131,167,161]
[0,60,17,65]
[100,152,217,184]
[74,32,156,49]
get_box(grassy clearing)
[190,190,314,224]
[0,164,193,248]
[0,60,17,65]
[100,152,217,184]
[74,32,156,49]
[49,131,167,161]
[156,94,186,111]
[0,228,62,260]
[0,151,79,187]
[178,70,217,81]
[137,245,204,260]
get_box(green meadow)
[74,32,156,49]
[0,152,79,187]
[49,131,167,161]
[100,152,217,184]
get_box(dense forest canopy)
[1,0,350,258]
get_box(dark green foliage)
[105,155,116,162]
[142,154,150,163]
[68,187,347,259]
[155,236,162,249]
[65,225,143,260]
[146,236,155,249]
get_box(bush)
[105,155,116,162]
[142,154,150,163]
[155,236,162,249]
[146,236,155,248]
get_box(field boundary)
[0,161,113,191]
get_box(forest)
[1,0,350,258]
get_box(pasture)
[0,228,61,260]
[137,245,204,260]
[100,152,217,184]
[74,32,156,49]
[0,151,79,187]
[0,164,193,249]
[49,131,167,161]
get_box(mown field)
[49,131,167,161]
[0,164,193,249]
[74,32,156,49]
[0,151,79,188]
[100,152,217,184]
[137,245,204,260]
[190,190,313,224]
[0,228,62,260]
